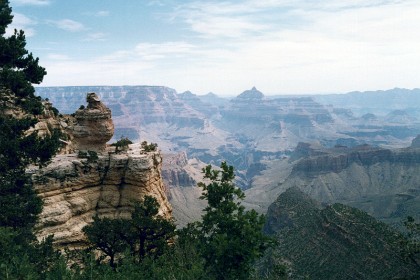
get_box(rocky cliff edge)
[29,93,171,248]
[31,143,171,249]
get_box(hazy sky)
[7,0,420,96]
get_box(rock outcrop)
[162,152,197,190]
[72,93,114,152]
[31,92,171,249]
[32,144,171,249]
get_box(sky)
[6,0,420,96]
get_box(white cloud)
[6,13,36,37]
[84,32,107,42]
[11,0,50,6]
[161,0,420,95]
[135,41,196,60]
[51,19,86,32]
[95,10,110,17]
[41,0,420,96]
[47,53,70,60]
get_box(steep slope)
[282,144,420,226]
[264,187,419,279]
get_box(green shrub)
[77,150,99,163]
[111,137,133,153]
[141,141,158,152]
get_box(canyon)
[35,86,420,228]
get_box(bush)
[111,137,133,153]
[141,141,158,152]
[77,150,99,163]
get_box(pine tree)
[193,162,271,279]
[0,1,63,277]
[0,0,46,109]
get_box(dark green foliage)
[190,162,271,280]
[129,196,176,261]
[83,195,176,267]
[0,227,62,279]
[0,115,61,231]
[50,106,59,116]
[0,169,42,231]
[141,140,158,152]
[401,216,420,269]
[0,1,46,105]
[83,217,128,268]
[111,136,133,153]
[264,187,420,279]
[0,116,37,172]
[77,150,99,163]
[0,2,64,278]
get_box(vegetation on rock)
[83,195,176,268]
[111,136,133,153]
[141,140,158,152]
[77,150,99,162]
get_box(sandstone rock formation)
[72,93,114,152]
[32,144,171,248]
[30,93,171,248]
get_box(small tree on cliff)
[111,136,133,153]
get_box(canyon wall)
[32,145,171,248]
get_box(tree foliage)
[83,195,176,268]
[141,140,158,152]
[0,1,63,278]
[0,0,61,233]
[402,216,420,269]
[0,0,46,106]
[111,136,133,153]
[192,161,271,279]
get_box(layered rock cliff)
[30,93,171,248]
[32,145,171,248]
[281,144,420,226]
[162,152,197,190]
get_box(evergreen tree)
[0,0,55,234]
[0,0,46,108]
[0,1,62,277]
[192,162,271,280]
[83,196,176,267]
